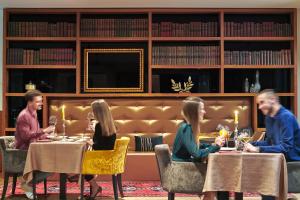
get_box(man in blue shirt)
[244,89,300,200]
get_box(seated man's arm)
[251,138,270,147]
[259,116,293,153]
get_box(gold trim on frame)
[84,48,144,93]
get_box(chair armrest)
[4,149,27,173]
[166,161,207,193]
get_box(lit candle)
[234,110,239,124]
[62,105,65,121]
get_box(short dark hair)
[258,89,279,102]
[24,90,42,102]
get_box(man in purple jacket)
[15,89,54,199]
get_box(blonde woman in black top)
[85,99,117,199]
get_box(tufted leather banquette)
[49,97,252,151]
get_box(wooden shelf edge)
[224,65,295,69]
[6,37,77,41]
[79,37,149,41]
[223,93,295,97]
[5,128,16,132]
[224,37,294,41]
[151,37,220,41]
[6,65,77,69]
[4,92,295,97]
[151,65,221,69]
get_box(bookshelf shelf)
[151,65,221,69]
[224,37,294,41]
[223,65,295,69]
[6,37,77,41]
[151,37,221,41]
[6,65,77,69]
[79,37,148,42]
[2,8,297,135]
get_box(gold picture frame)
[84,48,144,93]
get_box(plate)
[68,136,79,139]
[220,147,237,151]
[37,139,52,142]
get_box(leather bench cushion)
[49,97,251,151]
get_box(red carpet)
[1,181,192,197]
[0,181,295,198]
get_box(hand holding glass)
[48,115,57,136]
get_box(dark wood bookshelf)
[2,8,297,134]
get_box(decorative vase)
[244,77,249,92]
[254,70,261,92]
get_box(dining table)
[203,150,288,200]
[23,137,88,199]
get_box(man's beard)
[266,105,274,116]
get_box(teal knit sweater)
[172,122,220,162]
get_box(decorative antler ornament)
[171,76,194,93]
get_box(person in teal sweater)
[172,96,225,200]
[172,96,224,162]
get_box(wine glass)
[226,131,233,147]
[48,115,57,136]
[85,112,95,140]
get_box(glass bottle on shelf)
[244,77,249,93]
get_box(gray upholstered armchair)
[0,136,27,199]
[287,162,300,193]
[154,144,206,200]
[0,136,47,199]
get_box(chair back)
[251,131,266,142]
[0,136,15,154]
[82,137,130,175]
[0,136,27,173]
[154,144,172,187]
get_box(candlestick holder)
[62,119,66,141]
[234,122,239,149]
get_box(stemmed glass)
[48,115,57,136]
[225,131,233,147]
[85,112,95,140]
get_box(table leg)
[60,173,67,200]
[235,192,243,200]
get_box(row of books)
[7,48,76,65]
[152,22,219,37]
[224,22,292,37]
[152,45,220,65]
[8,22,76,37]
[224,49,292,65]
[80,18,148,37]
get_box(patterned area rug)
[0,181,295,198]
[3,181,188,198]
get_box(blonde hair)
[91,99,116,136]
[182,97,204,145]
